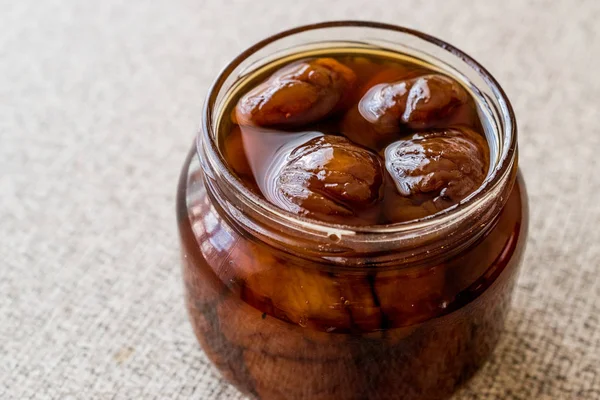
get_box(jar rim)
[198,20,517,239]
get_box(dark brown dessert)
[224,54,488,225]
[179,35,527,400]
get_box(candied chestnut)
[362,74,466,129]
[235,58,356,127]
[233,242,353,330]
[399,74,468,130]
[214,239,381,331]
[383,128,489,222]
[267,135,384,225]
[340,74,468,151]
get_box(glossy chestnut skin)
[341,75,469,151]
[228,73,486,225]
[235,58,356,127]
[383,128,490,223]
[178,148,528,400]
[227,54,487,227]
[359,74,468,131]
[268,135,384,225]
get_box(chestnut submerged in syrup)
[235,58,356,127]
[180,25,527,400]
[228,54,488,225]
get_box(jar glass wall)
[177,21,528,400]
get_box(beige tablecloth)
[2,0,599,399]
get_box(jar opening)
[197,21,517,262]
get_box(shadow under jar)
[177,22,528,400]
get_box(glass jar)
[177,21,528,400]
